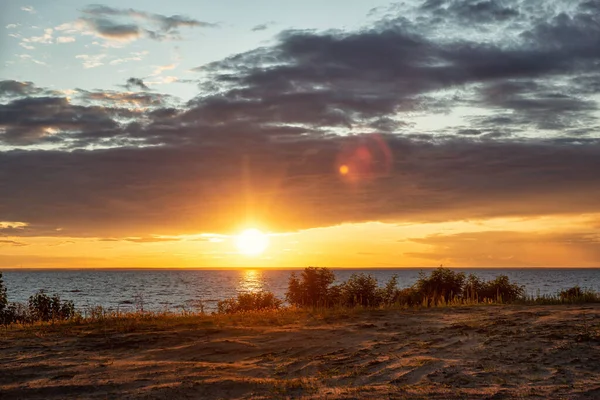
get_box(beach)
[1,304,599,399]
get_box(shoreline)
[2,304,599,399]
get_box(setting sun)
[235,228,269,256]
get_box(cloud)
[108,50,148,65]
[65,4,217,43]
[21,6,35,13]
[0,240,28,247]
[17,54,46,65]
[75,54,107,68]
[251,22,275,32]
[0,80,44,97]
[3,1,600,239]
[125,77,149,91]
[406,230,600,267]
[56,36,76,43]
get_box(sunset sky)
[1,0,600,268]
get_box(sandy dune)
[1,304,600,399]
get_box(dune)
[1,304,599,399]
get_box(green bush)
[338,273,380,307]
[463,274,524,303]
[286,267,336,307]
[415,267,465,305]
[217,291,282,314]
[28,290,76,322]
[559,286,599,303]
[480,275,524,302]
[395,287,422,307]
[560,286,582,300]
[379,275,400,306]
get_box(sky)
[1,0,600,268]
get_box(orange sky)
[2,213,599,268]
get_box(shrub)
[217,291,282,314]
[415,267,465,305]
[463,273,485,301]
[395,287,422,307]
[559,286,599,303]
[338,273,380,307]
[28,290,76,322]
[379,275,400,306]
[479,275,524,302]
[2,302,29,325]
[560,286,583,300]
[286,267,336,307]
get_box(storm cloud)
[2,0,600,237]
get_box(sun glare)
[235,228,269,256]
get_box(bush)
[463,273,485,301]
[415,267,465,305]
[395,287,422,307]
[286,267,336,307]
[559,286,599,303]
[337,273,380,307]
[480,275,524,302]
[28,290,76,322]
[217,291,282,314]
[560,286,583,300]
[463,274,524,303]
[379,275,400,306]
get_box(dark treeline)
[1,268,599,323]
[217,267,600,314]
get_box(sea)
[2,268,599,313]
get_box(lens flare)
[336,134,392,182]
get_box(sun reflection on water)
[238,269,265,293]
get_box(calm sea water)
[2,268,599,312]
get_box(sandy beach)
[1,304,599,399]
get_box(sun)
[235,228,269,256]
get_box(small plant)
[338,273,380,307]
[480,275,524,303]
[558,286,599,303]
[379,274,400,306]
[28,290,76,322]
[217,291,282,314]
[414,267,465,305]
[286,267,336,307]
[560,286,583,300]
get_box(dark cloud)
[2,137,600,238]
[251,22,275,32]
[80,17,141,40]
[421,0,520,23]
[79,4,217,41]
[124,77,149,91]
[2,1,600,237]
[0,80,46,98]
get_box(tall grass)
[1,267,599,328]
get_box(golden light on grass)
[235,228,269,256]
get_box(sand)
[1,304,600,399]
